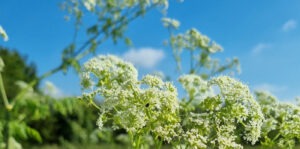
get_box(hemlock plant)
[1,1,300,148]
[178,75,264,149]
[80,55,180,148]
[80,55,267,149]
[256,91,300,149]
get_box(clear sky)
[1,0,300,101]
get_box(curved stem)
[11,79,37,107]
[0,71,11,149]
[89,100,101,111]
[154,137,162,149]
[0,72,11,110]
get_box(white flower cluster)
[179,74,213,103]
[167,27,240,77]
[82,0,169,12]
[256,91,300,148]
[215,125,243,149]
[209,76,264,145]
[80,55,180,144]
[83,0,96,11]
[171,28,223,53]
[183,128,207,149]
[161,17,180,29]
[80,55,276,148]
[180,75,264,148]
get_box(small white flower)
[0,25,8,41]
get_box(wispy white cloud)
[122,47,165,69]
[253,83,287,96]
[43,81,66,98]
[252,83,300,103]
[282,19,297,32]
[251,43,271,55]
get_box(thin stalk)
[135,135,141,149]
[89,100,101,111]
[0,72,11,110]
[167,27,182,74]
[189,50,194,74]
[0,72,11,149]
[4,110,10,149]
[128,131,135,149]
[38,64,64,80]
[272,133,281,142]
[154,138,162,149]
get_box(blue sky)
[1,0,300,101]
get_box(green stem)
[167,27,182,74]
[128,131,135,149]
[154,137,162,149]
[190,50,194,74]
[0,65,12,149]
[39,64,64,80]
[11,79,37,106]
[272,133,281,142]
[135,135,141,149]
[89,100,101,111]
[0,72,11,110]
[4,110,10,149]
[185,96,194,107]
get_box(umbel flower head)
[208,76,264,145]
[80,55,265,148]
[256,91,300,149]
[179,75,264,148]
[80,55,180,143]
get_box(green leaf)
[25,126,42,143]
[124,37,132,46]
[71,59,81,73]
[87,25,98,35]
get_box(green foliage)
[0,69,101,148]
[0,47,38,100]
[23,95,100,145]
[10,122,42,143]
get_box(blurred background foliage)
[0,47,38,100]
[0,48,121,148]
